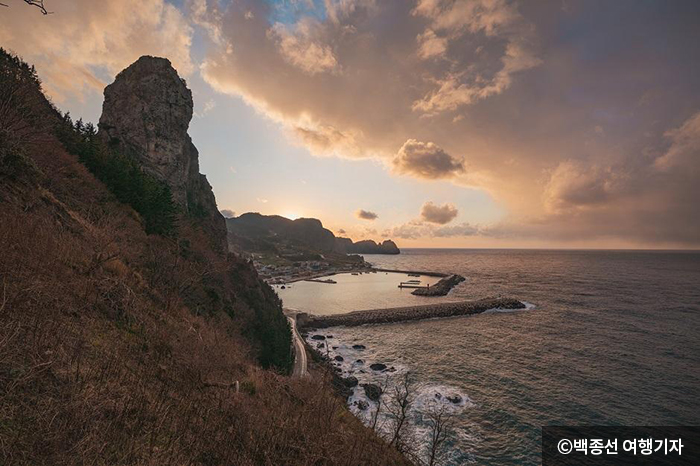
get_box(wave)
[482,300,535,314]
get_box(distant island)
[226,212,399,283]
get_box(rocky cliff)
[227,212,401,256]
[98,56,226,252]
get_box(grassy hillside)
[0,49,409,465]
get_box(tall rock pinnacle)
[98,56,226,251]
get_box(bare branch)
[2,1,52,14]
[24,0,51,15]
[426,405,455,466]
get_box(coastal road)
[285,310,307,377]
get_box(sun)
[283,211,301,220]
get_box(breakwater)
[373,268,448,277]
[412,274,465,296]
[296,297,525,329]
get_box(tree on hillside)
[0,0,51,15]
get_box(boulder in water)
[343,376,358,388]
[362,383,383,401]
[370,363,387,371]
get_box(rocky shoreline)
[297,297,526,329]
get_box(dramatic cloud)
[393,140,464,180]
[194,0,700,246]
[220,209,235,218]
[198,0,536,163]
[0,0,193,102]
[420,202,459,224]
[356,209,379,221]
[7,0,696,247]
[410,0,541,114]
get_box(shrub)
[56,115,177,236]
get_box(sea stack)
[98,56,227,252]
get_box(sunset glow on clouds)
[2,0,699,248]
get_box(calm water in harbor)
[282,249,700,465]
[276,271,446,313]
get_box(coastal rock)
[316,343,324,349]
[343,376,358,388]
[356,400,369,411]
[352,344,366,350]
[311,335,326,340]
[343,239,400,255]
[98,56,226,252]
[333,377,353,400]
[355,359,364,364]
[369,363,387,371]
[447,394,463,404]
[334,355,344,362]
[362,383,383,401]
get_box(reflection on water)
[275,271,448,314]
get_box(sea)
[276,249,700,465]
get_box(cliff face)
[98,56,226,251]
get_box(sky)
[1,0,699,249]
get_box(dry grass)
[0,123,409,465]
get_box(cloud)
[543,160,621,214]
[393,139,464,179]
[410,0,541,114]
[198,0,534,165]
[384,220,478,239]
[337,228,347,235]
[416,29,448,59]
[654,111,700,172]
[356,209,379,220]
[195,99,217,118]
[269,19,339,76]
[257,198,269,204]
[0,0,193,102]
[420,202,459,224]
[220,209,235,218]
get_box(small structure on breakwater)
[296,297,526,329]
